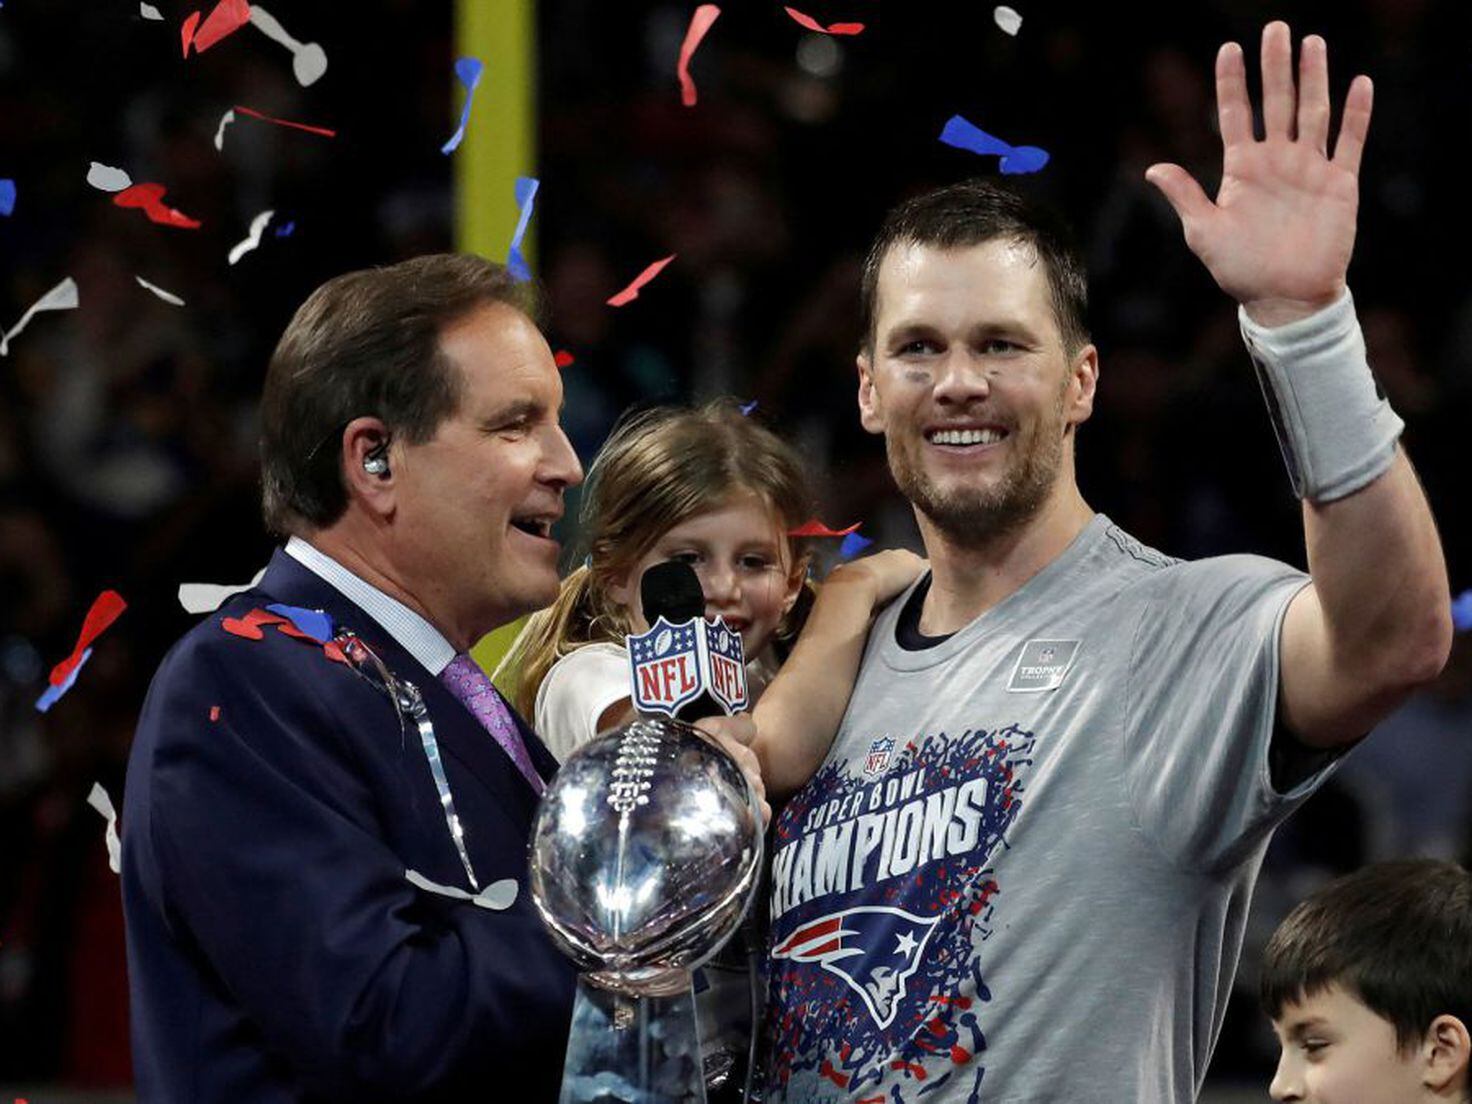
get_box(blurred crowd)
[2,0,1469,1092]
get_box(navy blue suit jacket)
[122,550,575,1101]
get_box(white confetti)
[86,161,134,193]
[994,5,1022,35]
[248,5,329,87]
[1,277,79,357]
[213,109,236,152]
[227,209,275,265]
[139,2,164,20]
[135,276,186,306]
[406,869,518,911]
[177,567,265,613]
[87,782,122,874]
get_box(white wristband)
[1238,289,1403,503]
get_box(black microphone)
[637,561,735,723]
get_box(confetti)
[677,4,721,107]
[993,5,1022,35]
[247,4,328,87]
[228,209,274,264]
[553,349,575,369]
[113,183,203,228]
[789,518,862,537]
[86,161,133,193]
[0,179,15,217]
[782,6,865,35]
[86,783,122,874]
[1,276,79,357]
[938,114,1050,174]
[36,649,90,713]
[274,220,295,237]
[135,275,186,306]
[506,176,539,281]
[209,705,221,722]
[739,399,759,415]
[607,254,676,307]
[440,56,484,155]
[140,2,164,19]
[1453,589,1472,633]
[50,590,127,687]
[233,104,337,138]
[178,567,265,613]
[213,108,236,150]
[182,0,251,56]
[406,869,519,911]
[838,531,874,559]
[221,607,349,666]
[265,603,332,643]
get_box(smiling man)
[760,24,1452,1104]
[120,254,765,1102]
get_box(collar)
[284,536,457,675]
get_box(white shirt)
[284,536,457,676]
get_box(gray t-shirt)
[763,515,1328,1103]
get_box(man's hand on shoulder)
[1145,23,1371,327]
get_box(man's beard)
[886,414,1065,546]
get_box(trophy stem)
[558,972,708,1104]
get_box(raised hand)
[1145,22,1373,327]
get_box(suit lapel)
[253,550,544,823]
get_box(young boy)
[1261,860,1472,1102]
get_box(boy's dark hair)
[259,253,539,536]
[1261,859,1472,1050]
[859,178,1090,356]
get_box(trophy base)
[559,972,708,1104]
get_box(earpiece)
[362,439,390,477]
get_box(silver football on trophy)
[529,717,763,992]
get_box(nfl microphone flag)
[626,615,749,718]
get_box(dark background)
[2,0,1469,1095]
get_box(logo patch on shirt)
[862,735,895,779]
[1006,639,1080,692]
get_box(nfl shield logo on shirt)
[863,735,895,779]
[1006,639,1081,692]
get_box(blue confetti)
[1453,589,1472,633]
[739,399,759,416]
[0,178,15,217]
[274,220,295,238]
[838,531,873,560]
[939,114,1050,175]
[506,176,539,282]
[266,603,333,643]
[35,648,91,713]
[441,56,485,155]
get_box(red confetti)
[220,608,288,640]
[234,105,338,139]
[818,1058,850,1088]
[180,10,202,56]
[606,254,676,307]
[183,0,251,56]
[50,591,127,687]
[553,349,575,369]
[209,705,221,722]
[113,183,202,229]
[787,518,862,537]
[783,6,865,35]
[676,4,721,107]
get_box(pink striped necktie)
[439,654,545,795]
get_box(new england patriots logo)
[771,906,940,1029]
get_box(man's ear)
[1064,343,1099,433]
[857,350,884,435]
[1421,1014,1471,1094]
[342,416,397,519]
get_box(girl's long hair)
[499,399,814,719]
